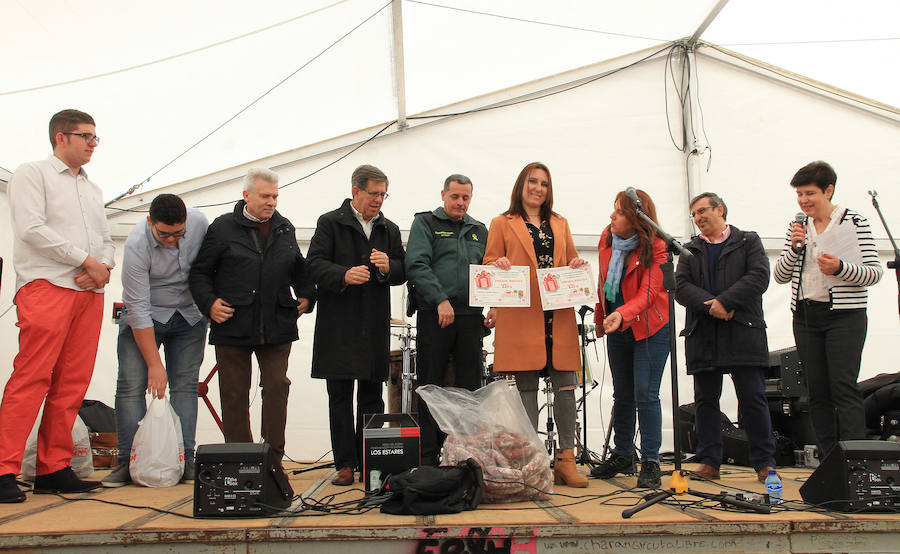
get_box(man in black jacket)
[189,168,314,464]
[675,192,776,483]
[307,164,405,486]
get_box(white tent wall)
[1,44,899,462]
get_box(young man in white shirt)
[0,109,115,502]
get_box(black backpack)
[380,459,484,515]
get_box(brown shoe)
[757,466,776,483]
[554,449,588,488]
[331,467,354,486]
[693,463,720,480]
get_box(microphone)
[625,187,643,211]
[793,212,807,250]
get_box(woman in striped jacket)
[774,161,883,458]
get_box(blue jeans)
[115,312,207,464]
[606,323,670,462]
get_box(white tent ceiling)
[2,0,897,201]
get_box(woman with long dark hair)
[483,161,588,488]
[591,189,670,488]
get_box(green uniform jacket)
[405,207,488,316]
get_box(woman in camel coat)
[483,161,588,488]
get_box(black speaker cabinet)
[193,443,293,518]
[800,440,900,512]
[766,347,808,399]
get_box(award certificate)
[469,265,530,307]
[535,265,596,311]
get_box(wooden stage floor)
[1,461,898,553]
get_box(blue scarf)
[604,233,639,301]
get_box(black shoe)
[101,464,131,488]
[34,467,101,494]
[590,451,637,479]
[636,460,662,489]
[181,460,195,484]
[0,473,25,503]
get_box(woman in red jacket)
[591,189,670,488]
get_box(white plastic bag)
[417,380,552,503]
[129,397,184,487]
[22,412,94,480]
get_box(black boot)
[0,473,25,503]
[34,467,100,494]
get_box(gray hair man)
[307,164,406,486]
[189,168,314,472]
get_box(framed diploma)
[535,265,596,311]
[468,265,530,307]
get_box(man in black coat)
[189,168,314,464]
[307,164,405,486]
[675,192,776,483]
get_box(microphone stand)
[575,305,600,466]
[622,206,760,518]
[868,190,900,319]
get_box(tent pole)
[390,0,408,131]
[688,0,730,47]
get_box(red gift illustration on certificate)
[542,273,559,292]
[474,270,492,289]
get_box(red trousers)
[0,280,103,476]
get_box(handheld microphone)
[625,187,643,211]
[793,212,807,250]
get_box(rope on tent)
[407,0,668,43]
[106,42,678,213]
[105,0,393,207]
[0,0,352,97]
[702,43,900,117]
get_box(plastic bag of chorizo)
[417,380,552,503]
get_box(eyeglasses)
[364,190,389,199]
[154,225,186,239]
[690,206,713,218]
[63,132,100,145]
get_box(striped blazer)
[773,208,883,311]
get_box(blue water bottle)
[765,469,782,505]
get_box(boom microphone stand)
[868,190,900,319]
[621,200,762,518]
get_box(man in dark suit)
[675,192,777,483]
[307,164,405,486]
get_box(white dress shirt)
[799,204,842,302]
[8,155,115,295]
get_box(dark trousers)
[215,343,292,461]
[416,310,484,464]
[693,367,776,470]
[793,301,867,456]
[326,378,384,470]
